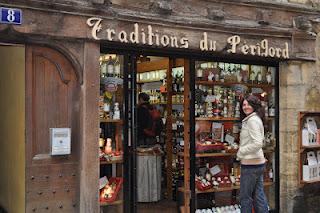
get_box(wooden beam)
[137,58,169,73]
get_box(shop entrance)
[98,49,279,213]
[134,56,187,213]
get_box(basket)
[100,177,123,203]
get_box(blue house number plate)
[0,7,22,25]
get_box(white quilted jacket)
[236,112,265,160]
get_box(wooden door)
[25,46,80,213]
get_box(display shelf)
[196,80,274,90]
[265,117,275,121]
[100,199,123,206]
[298,111,320,185]
[100,159,123,165]
[178,150,274,158]
[178,152,234,158]
[301,145,320,149]
[150,102,183,105]
[137,79,161,84]
[196,117,240,121]
[100,118,123,124]
[301,179,320,184]
[178,182,273,194]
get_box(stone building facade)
[0,0,319,212]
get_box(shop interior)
[98,53,277,213]
[0,44,25,213]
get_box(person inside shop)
[236,94,269,213]
[136,92,162,203]
[137,92,156,147]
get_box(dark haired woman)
[236,94,269,213]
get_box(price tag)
[210,165,221,176]
[99,176,109,189]
[0,7,22,25]
[225,134,235,144]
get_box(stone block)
[279,86,287,109]
[286,85,306,109]
[279,62,289,86]
[280,108,300,132]
[286,63,303,85]
[280,130,299,153]
[301,62,317,84]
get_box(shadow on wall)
[293,185,320,213]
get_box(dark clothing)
[137,102,156,147]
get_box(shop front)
[0,1,319,213]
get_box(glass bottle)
[114,56,121,78]
[106,56,114,77]
[266,69,272,84]
[113,102,120,120]
[269,168,273,181]
[205,163,212,181]
[100,56,107,78]
[196,64,203,81]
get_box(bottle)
[268,168,273,181]
[114,56,121,78]
[172,74,178,92]
[257,70,262,84]
[106,56,114,77]
[266,69,272,84]
[269,102,275,117]
[99,128,105,149]
[104,138,112,154]
[205,163,212,181]
[100,57,107,78]
[113,102,120,119]
[196,64,203,81]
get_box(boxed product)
[303,151,318,181]
[302,117,318,147]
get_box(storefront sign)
[87,17,289,59]
[0,7,22,25]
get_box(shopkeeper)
[136,92,161,202]
[137,92,156,147]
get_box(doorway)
[135,56,187,213]
[0,44,25,213]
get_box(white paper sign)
[210,165,221,176]
[99,176,109,189]
[225,134,235,144]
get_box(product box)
[302,117,318,147]
[303,151,318,181]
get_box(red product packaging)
[100,177,123,203]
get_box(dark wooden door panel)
[26,45,80,213]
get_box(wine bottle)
[114,56,121,78]
[106,56,114,77]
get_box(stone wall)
[279,33,320,212]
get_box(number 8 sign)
[0,7,22,25]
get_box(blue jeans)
[240,164,269,213]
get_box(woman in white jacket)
[237,95,268,213]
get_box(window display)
[99,54,124,213]
[192,61,277,211]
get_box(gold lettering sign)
[87,17,289,59]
